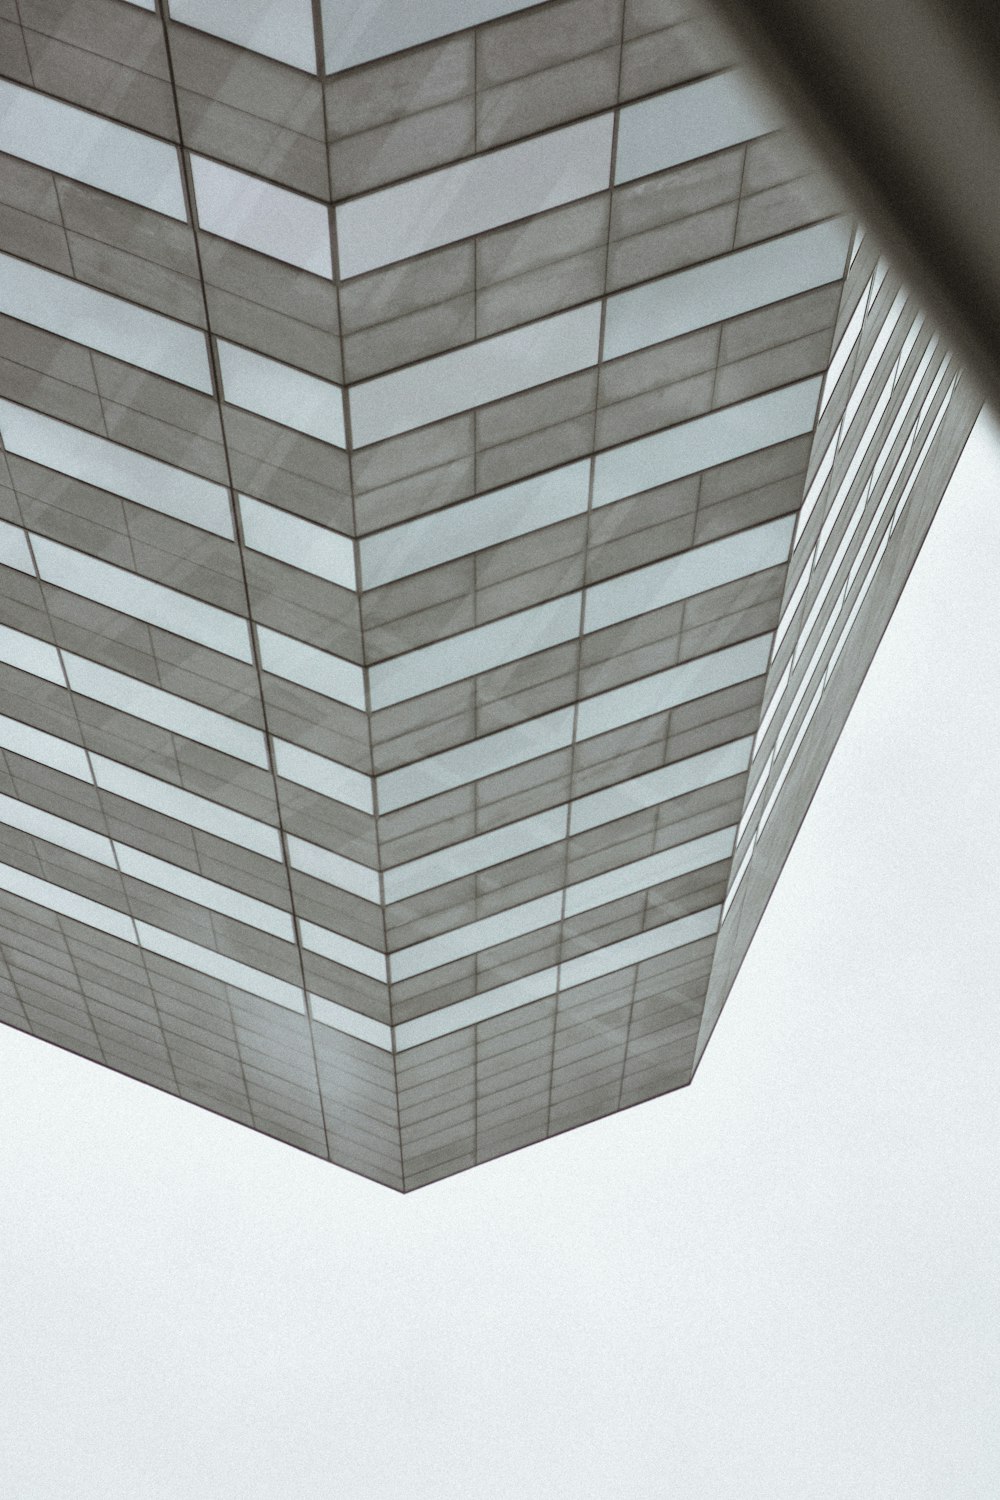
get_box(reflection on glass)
[336,113,613,278]
[217,340,345,447]
[0,79,187,219]
[349,302,602,445]
[614,70,780,185]
[593,379,822,508]
[322,0,545,74]
[169,0,318,73]
[0,253,213,391]
[0,399,234,538]
[190,154,333,277]
[239,495,356,589]
[31,536,254,663]
[603,219,851,361]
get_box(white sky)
[1,416,998,1500]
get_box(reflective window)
[575,634,773,741]
[593,378,822,508]
[190,155,333,278]
[583,516,794,634]
[63,653,269,768]
[115,842,294,940]
[91,755,282,860]
[368,593,580,710]
[256,626,366,709]
[389,892,562,982]
[604,219,851,361]
[239,495,356,589]
[564,827,736,917]
[136,920,305,1011]
[0,79,185,220]
[309,993,392,1049]
[287,835,380,904]
[376,706,573,813]
[359,460,590,589]
[568,737,753,835]
[217,340,345,448]
[0,621,64,686]
[394,965,558,1051]
[322,0,545,74]
[383,807,567,903]
[0,400,234,538]
[0,790,114,866]
[349,302,602,445]
[0,856,136,942]
[0,519,33,575]
[271,738,374,813]
[169,0,318,73]
[558,905,721,990]
[336,113,613,278]
[0,252,213,393]
[31,536,254,663]
[0,713,92,784]
[614,71,780,185]
[298,919,387,982]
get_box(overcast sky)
[1,416,998,1500]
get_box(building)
[0,0,979,1189]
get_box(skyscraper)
[0,0,979,1189]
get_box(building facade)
[0,0,978,1188]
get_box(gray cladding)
[0,0,976,1188]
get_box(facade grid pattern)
[0,0,977,1187]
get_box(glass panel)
[31,536,254,663]
[256,626,366,708]
[376,705,573,812]
[564,827,736,917]
[271,738,374,813]
[0,400,234,538]
[0,857,136,942]
[217,340,345,448]
[0,252,213,392]
[558,905,721,989]
[308,993,392,1048]
[298,919,387,981]
[603,219,851,361]
[169,0,318,73]
[0,713,92,784]
[394,965,557,1051]
[63,653,269,768]
[568,737,753,834]
[0,622,64,685]
[592,378,822,508]
[0,519,33,575]
[286,835,380,904]
[115,842,294,940]
[388,892,562,982]
[349,301,602,445]
[359,460,590,588]
[0,79,187,219]
[614,70,780,185]
[583,516,794,634]
[368,593,580,710]
[91,754,282,860]
[383,806,566,902]
[239,495,355,589]
[190,154,333,277]
[575,634,773,741]
[136,920,305,1011]
[0,790,114,866]
[322,0,546,74]
[336,112,613,278]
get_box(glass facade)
[0,0,977,1188]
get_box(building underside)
[0,0,979,1187]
